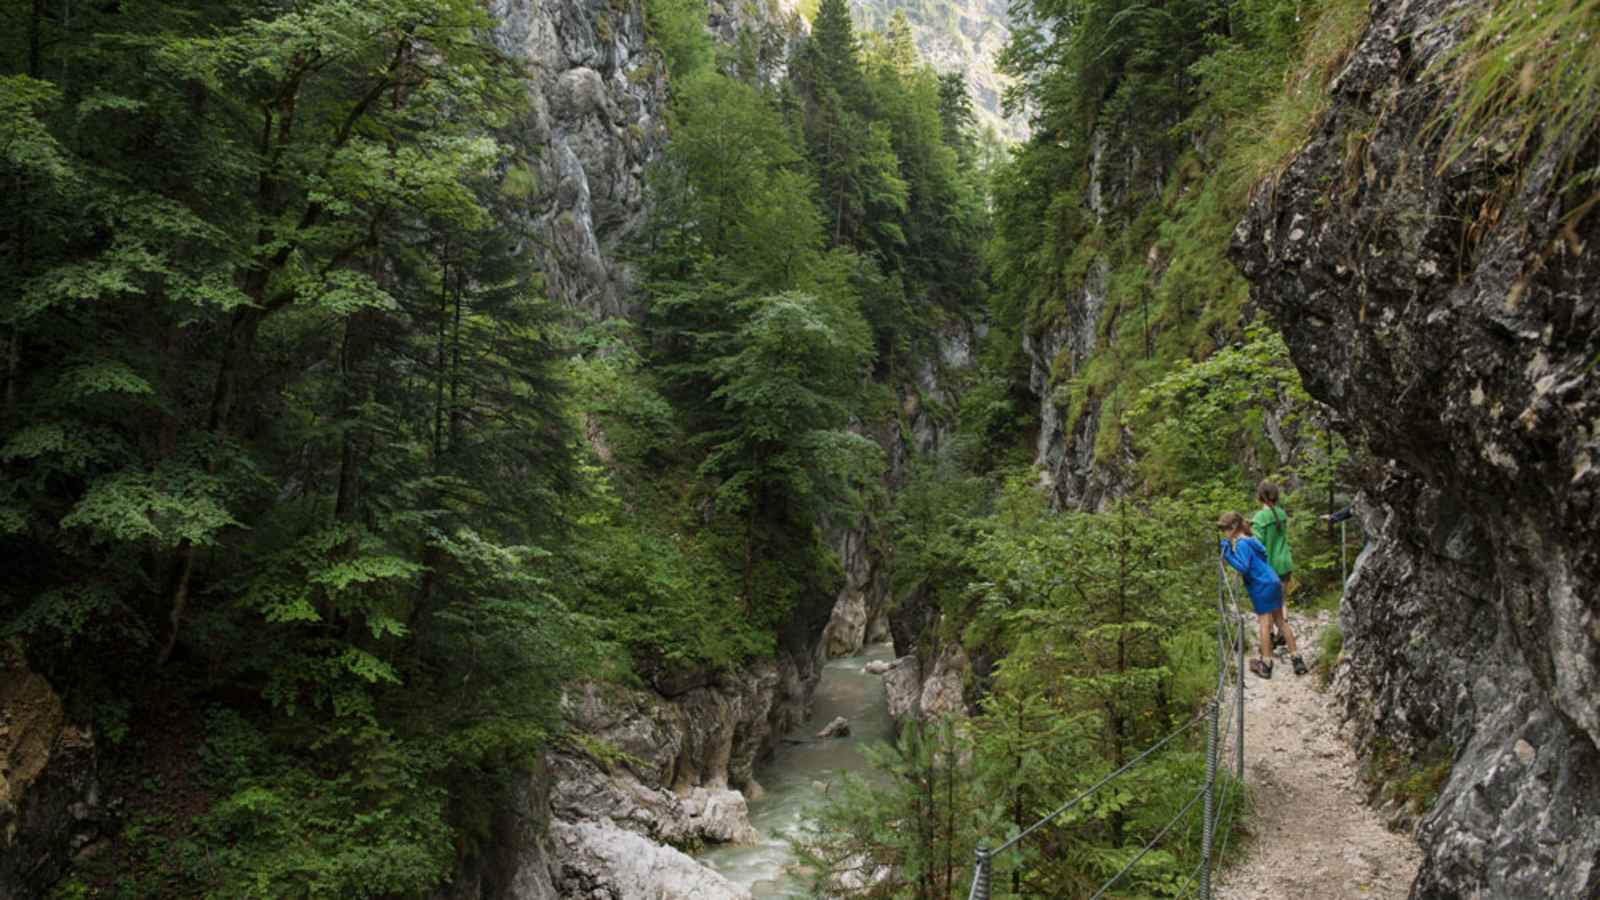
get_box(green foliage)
[822,481,1248,897]
[796,718,1008,898]
[1431,0,1600,203]
[1127,327,1310,491]
[561,464,776,668]
[0,2,601,894]
[1362,738,1453,816]
[1316,621,1344,688]
[702,291,879,514]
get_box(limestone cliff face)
[490,0,668,319]
[1027,131,1137,512]
[1231,0,1600,895]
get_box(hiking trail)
[1214,610,1422,900]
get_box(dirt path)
[1213,611,1422,900]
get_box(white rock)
[883,656,922,723]
[554,819,753,899]
[681,787,759,844]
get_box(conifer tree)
[806,0,864,98]
[885,10,920,77]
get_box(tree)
[700,289,882,605]
[0,3,596,893]
[884,10,920,78]
[796,718,1004,900]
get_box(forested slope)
[0,0,990,895]
[4,0,1595,896]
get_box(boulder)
[0,643,98,899]
[815,717,850,739]
[553,819,753,900]
[920,645,971,720]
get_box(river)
[698,642,898,897]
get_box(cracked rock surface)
[1231,0,1600,894]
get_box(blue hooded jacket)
[1220,536,1283,613]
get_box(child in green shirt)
[1253,480,1295,649]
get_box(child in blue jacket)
[1218,511,1306,678]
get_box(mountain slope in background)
[849,0,1026,139]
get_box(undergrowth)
[1315,621,1343,688]
[1362,738,1453,816]
[1430,0,1600,202]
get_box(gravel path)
[1213,611,1422,900]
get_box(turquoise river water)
[698,643,898,897]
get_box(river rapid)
[699,643,898,897]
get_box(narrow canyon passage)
[699,643,898,896]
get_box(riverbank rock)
[883,644,971,727]
[0,643,99,899]
[554,818,753,900]
[551,659,797,848]
[863,660,892,675]
[884,655,922,724]
[816,717,850,739]
[1231,0,1600,893]
[823,488,896,660]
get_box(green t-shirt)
[1252,506,1294,577]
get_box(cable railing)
[967,556,1250,900]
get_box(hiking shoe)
[1271,631,1287,650]
[1292,655,1309,677]
[1249,658,1273,680]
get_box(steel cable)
[969,560,1256,899]
[1086,780,1209,900]
[990,710,1208,855]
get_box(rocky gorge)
[475,2,985,888]
[1231,0,1600,894]
[5,0,1594,894]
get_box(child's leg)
[1257,613,1274,659]
[1271,607,1299,655]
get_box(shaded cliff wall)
[490,0,668,320]
[1025,130,1144,512]
[1232,0,1600,895]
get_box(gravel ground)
[1213,610,1422,900]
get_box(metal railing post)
[1201,695,1219,900]
[968,846,992,900]
[1236,614,1245,780]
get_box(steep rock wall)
[1028,130,1138,512]
[490,0,668,319]
[441,5,824,897]
[1232,0,1600,895]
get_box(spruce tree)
[885,10,920,77]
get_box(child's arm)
[1219,538,1250,575]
